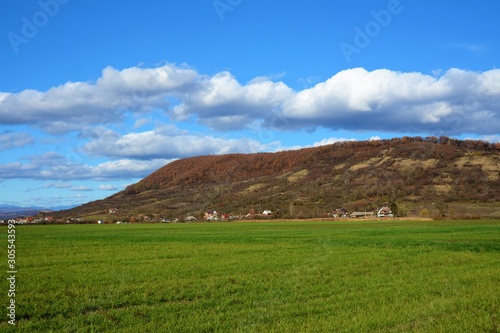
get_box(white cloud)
[281,68,500,135]
[167,66,500,136]
[171,71,294,130]
[472,135,500,143]
[313,137,357,147]
[83,125,280,160]
[1,65,498,136]
[133,117,152,129]
[70,186,94,192]
[0,64,198,133]
[68,194,88,199]
[91,158,174,179]
[0,131,34,151]
[99,184,118,191]
[23,182,73,193]
[0,151,174,181]
[44,182,73,189]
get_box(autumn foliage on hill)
[64,136,500,220]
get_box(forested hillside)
[56,137,500,221]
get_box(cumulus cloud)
[166,66,500,135]
[44,182,73,189]
[0,131,34,151]
[91,158,173,179]
[281,68,500,134]
[0,64,198,133]
[83,125,280,160]
[70,186,94,192]
[99,184,118,191]
[312,137,357,147]
[171,71,294,130]
[133,117,152,129]
[1,64,499,136]
[23,182,73,192]
[0,151,174,181]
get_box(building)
[377,207,394,218]
[204,210,218,221]
[350,211,375,218]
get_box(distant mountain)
[41,205,78,212]
[0,204,77,219]
[56,137,500,221]
[0,206,44,219]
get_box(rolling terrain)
[54,137,500,221]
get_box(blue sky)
[1,0,499,208]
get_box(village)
[0,206,395,225]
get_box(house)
[377,207,394,218]
[109,208,119,214]
[67,217,84,223]
[350,211,375,218]
[204,210,218,221]
[331,208,348,218]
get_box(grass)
[2,219,499,332]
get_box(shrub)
[419,209,430,218]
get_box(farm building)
[378,207,394,218]
[350,211,375,218]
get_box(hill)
[55,137,500,221]
[0,205,45,220]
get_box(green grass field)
[3,220,499,332]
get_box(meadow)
[2,219,499,332]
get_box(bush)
[419,209,430,218]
